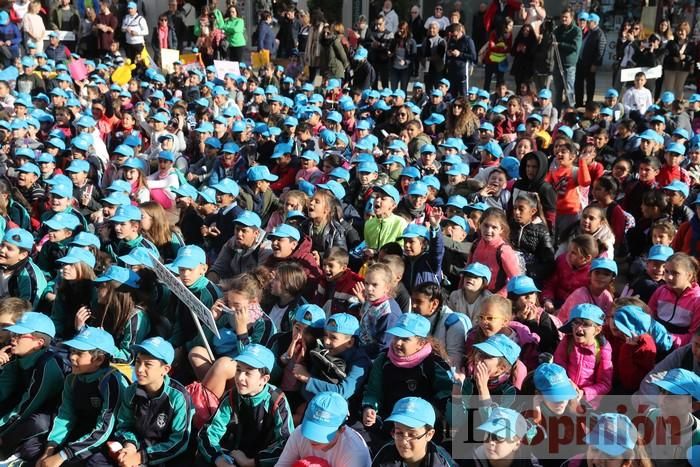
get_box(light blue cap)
[6,311,55,337]
[301,392,349,443]
[247,165,278,182]
[560,303,606,333]
[317,181,346,200]
[507,275,540,295]
[70,231,100,249]
[110,205,142,223]
[211,178,240,196]
[63,326,117,356]
[386,397,436,428]
[235,343,275,371]
[171,245,207,269]
[2,228,33,250]
[375,184,400,204]
[474,334,521,365]
[119,246,154,268]
[44,212,80,231]
[478,407,529,439]
[95,265,140,288]
[651,368,700,399]
[590,257,618,275]
[325,313,360,336]
[269,224,301,241]
[102,192,131,207]
[407,181,428,197]
[401,224,429,240]
[387,313,431,338]
[132,337,175,365]
[294,304,326,328]
[584,413,637,457]
[66,159,90,173]
[17,162,40,176]
[461,262,492,282]
[534,363,577,402]
[49,182,73,199]
[663,180,689,197]
[648,244,674,261]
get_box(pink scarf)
[388,342,433,368]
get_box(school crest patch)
[406,379,417,392]
[156,413,168,428]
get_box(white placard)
[213,60,240,79]
[620,65,663,82]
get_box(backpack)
[475,240,527,291]
[443,311,472,346]
[39,345,73,376]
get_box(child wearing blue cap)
[38,181,90,239]
[66,159,103,219]
[400,211,445,289]
[50,247,98,340]
[238,166,281,227]
[372,397,455,466]
[146,151,180,211]
[103,205,160,263]
[361,313,453,453]
[0,228,48,309]
[36,212,80,280]
[0,312,66,464]
[110,337,193,466]
[558,257,616,323]
[627,244,673,303]
[648,252,700,347]
[507,276,562,355]
[448,261,495,322]
[37,327,130,467]
[315,246,363,316]
[554,304,613,405]
[197,344,293,467]
[363,186,409,257]
[509,193,555,287]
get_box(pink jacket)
[542,254,591,305]
[558,287,615,323]
[508,320,541,371]
[648,284,700,347]
[469,237,521,296]
[554,335,613,406]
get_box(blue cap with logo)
[301,392,349,443]
[534,363,578,402]
[663,180,689,197]
[386,397,436,428]
[110,205,142,223]
[560,303,605,333]
[64,326,118,356]
[269,224,301,242]
[651,368,700,399]
[401,224,429,240]
[317,181,346,200]
[478,407,529,439]
[172,183,199,200]
[293,304,326,328]
[247,165,279,182]
[507,275,540,295]
[6,311,55,338]
[132,337,175,365]
[647,244,674,262]
[50,182,73,199]
[95,265,141,288]
[325,313,360,336]
[407,181,428,197]
[17,163,40,176]
[445,215,468,232]
[66,159,90,174]
[234,343,275,372]
[119,246,155,269]
[234,211,262,229]
[70,232,100,249]
[387,313,431,339]
[212,178,240,196]
[57,246,96,268]
[171,245,207,269]
[4,228,34,250]
[474,334,521,365]
[584,413,637,457]
[460,262,492,283]
[375,185,400,204]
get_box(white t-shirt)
[275,426,372,467]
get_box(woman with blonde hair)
[21,0,45,52]
[662,21,695,97]
[139,201,185,263]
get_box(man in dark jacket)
[445,23,477,97]
[364,15,393,89]
[575,13,607,107]
[347,47,376,91]
[552,7,582,108]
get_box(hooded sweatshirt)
[512,151,557,229]
[210,229,271,280]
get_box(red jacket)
[542,254,591,306]
[671,220,700,255]
[483,0,521,33]
[315,268,364,318]
[270,164,297,193]
[614,334,657,393]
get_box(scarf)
[388,342,433,368]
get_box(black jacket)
[347,60,376,91]
[579,26,607,68]
[664,39,696,72]
[302,219,347,255]
[509,220,555,286]
[511,151,557,225]
[446,35,477,73]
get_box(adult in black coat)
[346,47,377,91]
[445,23,477,97]
[575,13,607,107]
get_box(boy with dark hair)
[0,313,65,464]
[197,344,294,467]
[316,247,363,316]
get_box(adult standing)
[445,23,476,97]
[482,17,512,92]
[256,11,275,58]
[22,0,45,53]
[532,18,555,91]
[552,7,581,109]
[423,4,449,32]
[520,0,546,37]
[151,13,177,65]
[120,1,148,60]
[304,10,325,82]
[319,23,349,80]
[94,1,117,57]
[161,0,185,49]
[510,23,537,91]
[276,8,295,59]
[422,21,445,92]
[364,14,393,90]
[408,6,424,77]
[662,21,695,98]
[575,13,606,107]
[380,0,398,34]
[49,0,79,50]
[215,4,246,62]
[483,0,521,33]
[389,21,416,92]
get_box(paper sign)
[147,252,220,338]
[180,52,203,74]
[160,48,180,74]
[620,65,663,82]
[68,58,88,82]
[43,31,76,41]
[213,60,240,79]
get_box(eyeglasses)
[453,104,463,109]
[391,429,431,441]
[10,333,40,341]
[398,113,408,117]
[571,318,595,328]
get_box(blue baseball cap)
[44,212,80,231]
[387,313,430,339]
[3,228,34,250]
[584,413,637,457]
[424,113,445,126]
[132,336,175,365]
[95,265,140,288]
[507,275,540,295]
[651,368,700,399]
[648,244,674,262]
[70,232,100,249]
[172,183,199,200]
[357,161,378,174]
[588,13,600,23]
[157,151,175,162]
[665,142,686,155]
[534,363,578,402]
[294,304,326,328]
[317,181,346,200]
[612,305,653,340]
[329,167,350,182]
[49,181,73,199]
[386,397,436,428]
[119,246,155,269]
[538,89,552,99]
[56,246,96,269]
[198,188,217,204]
[17,163,40,176]
[479,122,495,132]
[204,137,222,149]
[639,129,660,142]
[110,205,142,223]
[445,215,468,232]
[247,165,278,182]
[325,313,360,336]
[301,392,349,443]
[212,178,240,196]
[560,303,606,333]
[478,407,529,439]
[102,192,131,207]
[66,159,90,173]
[234,211,262,229]
[374,185,400,204]
[63,326,117,356]
[122,158,145,171]
[420,143,436,154]
[407,181,428,197]
[605,88,619,98]
[269,224,301,242]
[558,126,574,139]
[401,224,429,240]
[234,343,275,372]
[446,195,469,210]
[661,91,675,104]
[300,150,320,163]
[6,311,55,338]
[590,257,618,275]
[400,166,420,180]
[480,140,504,158]
[460,262,492,283]
[663,180,690,197]
[171,245,207,269]
[474,334,521,365]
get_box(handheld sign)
[146,252,219,360]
